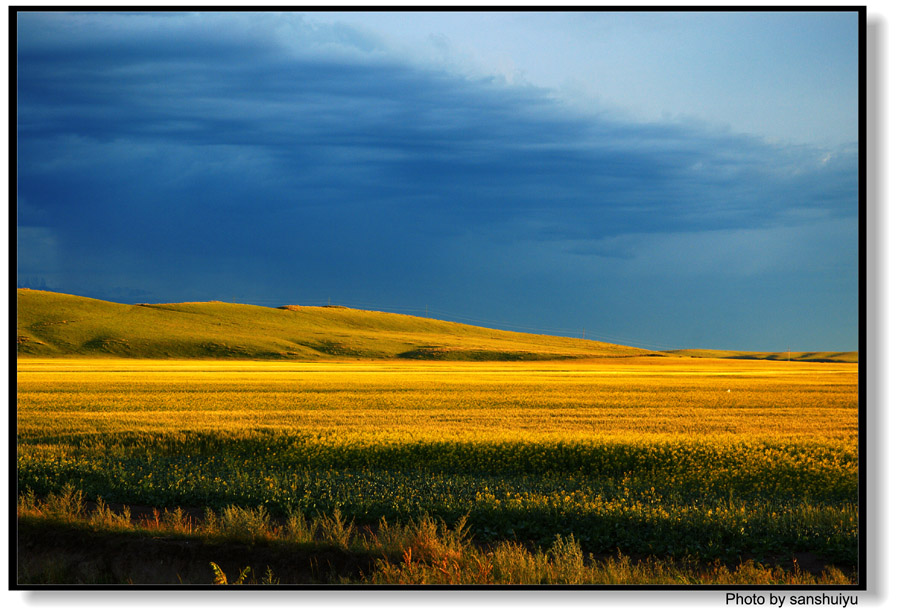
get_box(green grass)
[17,488,854,585]
[17,432,858,565]
[17,289,650,360]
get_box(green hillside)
[16,289,651,360]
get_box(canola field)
[16,358,859,571]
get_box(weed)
[89,498,131,530]
[213,505,273,543]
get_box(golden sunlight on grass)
[17,358,857,584]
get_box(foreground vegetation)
[18,486,853,585]
[17,358,858,585]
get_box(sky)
[14,9,860,351]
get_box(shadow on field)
[17,518,377,585]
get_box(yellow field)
[16,357,859,583]
[17,357,858,441]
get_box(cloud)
[16,226,61,282]
[14,12,858,348]
[562,217,857,276]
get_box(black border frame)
[9,4,867,593]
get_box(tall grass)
[17,489,855,585]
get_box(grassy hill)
[16,290,858,363]
[664,349,858,363]
[16,289,652,361]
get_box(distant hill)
[664,348,858,363]
[16,290,858,363]
[16,289,653,361]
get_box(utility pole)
[582,328,585,340]
[425,304,428,317]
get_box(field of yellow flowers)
[16,357,858,582]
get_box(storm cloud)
[15,12,859,350]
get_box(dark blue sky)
[15,11,859,351]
